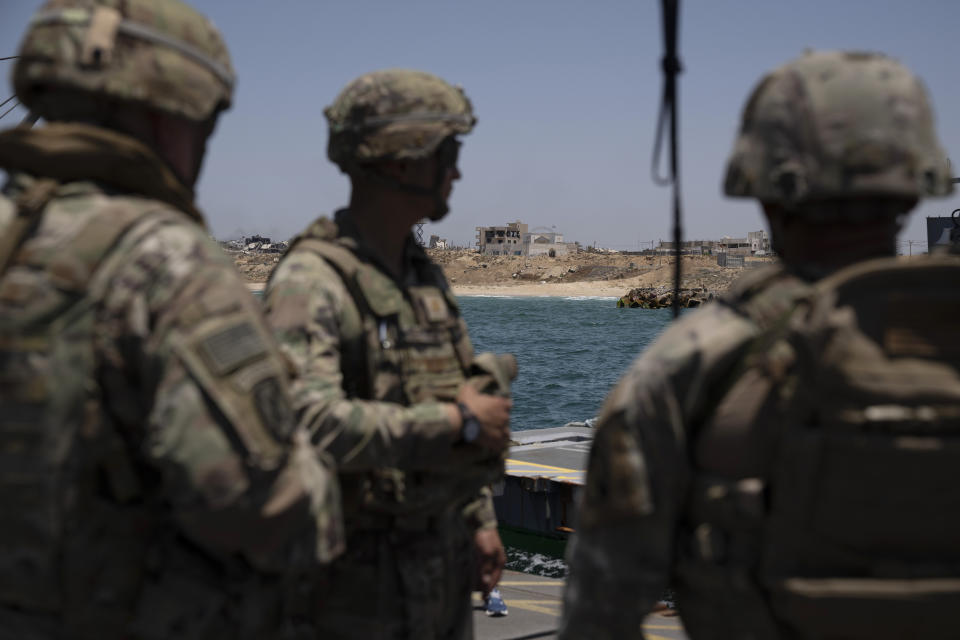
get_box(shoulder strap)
[288,236,378,400]
[692,270,813,431]
[0,178,59,278]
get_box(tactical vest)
[0,181,301,640]
[678,257,960,640]
[286,222,493,528]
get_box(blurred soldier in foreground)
[0,2,343,638]
[562,50,960,639]
[264,69,514,639]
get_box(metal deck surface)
[473,570,688,639]
[505,425,592,486]
[494,427,592,543]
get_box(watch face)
[464,419,481,443]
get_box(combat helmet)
[13,0,234,123]
[724,50,952,213]
[325,69,475,170]
[326,69,475,219]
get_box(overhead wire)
[0,56,19,61]
[651,0,684,318]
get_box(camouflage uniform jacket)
[0,123,342,640]
[265,210,499,533]
[560,265,809,639]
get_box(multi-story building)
[476,221,528,255]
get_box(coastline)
[452,282,625,297]
[246,280,638,298]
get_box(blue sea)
[458,296,674,430]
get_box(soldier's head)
[325,69,475,222]
[12,0,235,188]
[724,50,952,271]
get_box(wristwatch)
[458,402,482,443]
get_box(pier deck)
[473,570,688,639]
[494,426,592,553]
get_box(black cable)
[651,0,684,318]
[0,56,19,61]
[0,100,20,121]
[0,94,16,110]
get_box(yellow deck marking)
[503,599,561,616]
[506,459,579,473]
[643,623,683,630]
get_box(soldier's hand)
[473,527,506,596]
[457,384,512,453]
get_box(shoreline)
[246,280,637,298]
[453,283,623,298]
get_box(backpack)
[681,256,960,639]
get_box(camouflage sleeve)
[94,214,342,568]
[264,251,461,472]
[463,487,498,531]
[560,304,756,639]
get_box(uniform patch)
[199,322,267,375]
[252,376,294,439]
[410,288,450,323]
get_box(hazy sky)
[2,0,958,252]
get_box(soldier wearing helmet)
[0,1,343,638]
[561,51,960,639]
[264,69,515,639]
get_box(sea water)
[457,296,674,430]
[458,296,677,576]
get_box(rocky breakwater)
[617,286,714,309]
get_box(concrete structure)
[477,221,527,256]
[720,236,751,256]
[523,228,574,257]
[656,232,769,257]
[747,230,771,255]
[717,253,746,268]
[428,234,449,250]
[656,239,720,255]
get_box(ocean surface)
[459,296,677,577]
[457,295,675,430]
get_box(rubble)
[616,286,716,309]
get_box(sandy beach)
[452,279,639,298]
[248,280,629,297]
[238,251,762,299]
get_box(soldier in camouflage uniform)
[264,69,514,640]
[0,2,343,638]
[561,51,960,639]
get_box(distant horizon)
[3,0,958,254]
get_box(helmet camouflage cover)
[325,69,476,169]
[724,50,953,208]
[13,0,234,123]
